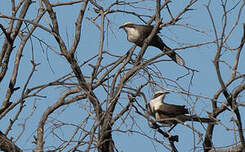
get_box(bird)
[119,22,185,66]
[147,91,215,126]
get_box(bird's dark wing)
[135,25,161,43]
[134,25,153,46]
[134,24,185,66]
[156,103,189,116]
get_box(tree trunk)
[98,129,114,152]
[98,117,114,152]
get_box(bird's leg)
[167,124,177,132]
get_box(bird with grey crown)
[119,22,185,66]
[147,91,216,126]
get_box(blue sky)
[0,0,245,151]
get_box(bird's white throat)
[124,27,140,43]
[150,95,164,111]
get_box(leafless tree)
[0,0,244,152]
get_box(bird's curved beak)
[119,25,124,29]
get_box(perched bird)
[119,22,185,66]
[147,91,215,126]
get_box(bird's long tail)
[157,38,185,66]
[181,115,217,123]
[166,51,185,66]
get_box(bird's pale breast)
[124,27,140,43]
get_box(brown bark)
[98,125,114,152]
[0,131,22,152]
